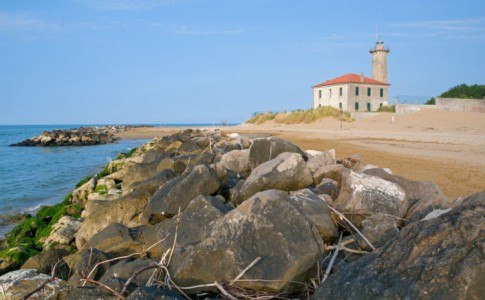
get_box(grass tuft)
[246,106,352,124]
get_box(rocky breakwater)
[10,126,119,146]
[0,129,483,299]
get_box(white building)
[312,39,390,112]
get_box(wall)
[395,104,437,114]
[436,97,485,113]
[313,84,388,112]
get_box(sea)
[0,124,218,237]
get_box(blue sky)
[1,0,484,124]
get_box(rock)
[10,126,119,147]
[43,216,81,249]
[100,259,157,287]
[313,178,339,200]
[219,149,251,177]
[170,190,324,293]
[58,286,115,299]
[305,149,336,174]
[128,169,177,195]
[126,286,184,300]
[138,195,230,258]
[21,249,70,279]
[67,248,112,285]
[249,137,307,169]
[231,152,312,206]
[313,191,485,300]
[72,177,97,206]
[86,223,143,257]
[357,214,399,250]
[76,189,152,249]
[142,165,220,224]
[312,164,344,186]
[0,269,66,299]
[333,169,407,225]
[364,168,451,223]
[116,156,172,190]
[289,189,338,242]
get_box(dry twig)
[321,233,342,284]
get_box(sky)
[0,0,484,124]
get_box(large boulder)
[76,188,151,250]
[0,269,66,299]
[170,190,324,293]
[66,248,112,285]
[356,214,399,251]
[43,216,81,249]
[142,165,220,224]
[138,195,230,258]
[71,177,97,206]
[100,259,157,287]
[86,223,144,257]
[314,191,485,300]
[305,149,336,174]
[219,149,251,177]
[333,169,407,225]
[289,189,338,242]
[128,169,177,195]
[126,286,184,300]
[231,152,313,206]
[249,137,307,169]
[21,249,70,278]
[364,168,452,223]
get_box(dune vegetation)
[246,106,352,124]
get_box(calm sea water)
[0,125,152,237]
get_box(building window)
[355,87,359,96]
[319,90,322,99]
[367,87,371,97]
[339,87,343,96]
[339,102,342,109]
[329,89,332,98]
[367,103,371,111]
[355,102,359,111]
[380,88,384,97]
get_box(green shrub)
[116,147,138,159]
[425,97,436,105]
[376,105,396,112]
[76,176,92,188]
[94,184,108,195]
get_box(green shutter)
[355,102,359,110]
[367,88,371,96]
[356,87,359,96]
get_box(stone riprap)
[9,125,132,146]
[0,129,480,299]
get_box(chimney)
[360,73,364,83]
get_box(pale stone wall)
[371,50,388,83]
[313,84,389,112]
[312,84,349,110]
[436,97,485,113]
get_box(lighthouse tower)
[369,37,390,83]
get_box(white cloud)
[0,12,60,32]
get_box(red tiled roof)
[312,73,389,88]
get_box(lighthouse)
[370,38,390,83]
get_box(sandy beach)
[117,108,485,199]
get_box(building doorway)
[355,102,359,111]
[367,103,371,111]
